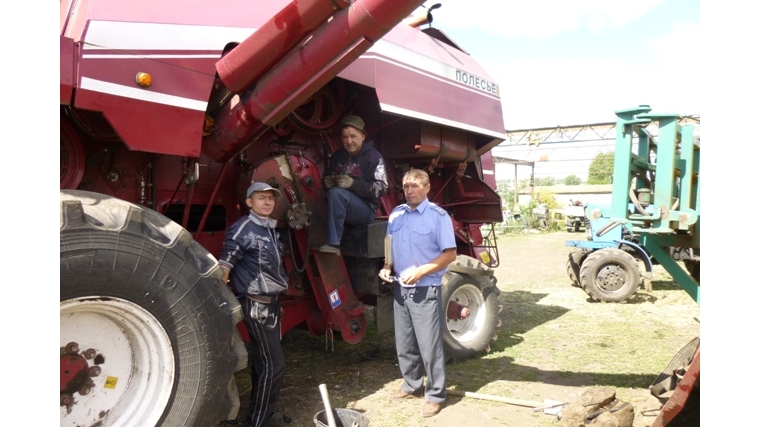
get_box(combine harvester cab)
[60,1,506,426]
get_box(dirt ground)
[220,231,700,427]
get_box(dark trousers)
[393,285,447,404]
[242,297,285,427]
[325,187,375,246]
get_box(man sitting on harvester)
[319,115,388,255]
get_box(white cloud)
[648,21,701,60]
[493,55,701,129]
[431,0,663,39]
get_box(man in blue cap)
[219,182,292,427]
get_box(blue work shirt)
[387,198,456,287]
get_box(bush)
[517,189,561,231]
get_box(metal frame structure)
[602,105,700,303]
[501,115,700,146]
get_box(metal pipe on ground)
[447,389,566,415]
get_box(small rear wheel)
[441,256,501,362]
[579,248,641,302]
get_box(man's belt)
[246,294,274,304]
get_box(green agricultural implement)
[566,105,700,304]
[566,105,700,427]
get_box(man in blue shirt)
[379,168,457,418]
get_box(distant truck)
[563,199,588,233]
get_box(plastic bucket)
[313,408,369,427]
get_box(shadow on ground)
[218,286,674,426]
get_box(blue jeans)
[326,187,376,246]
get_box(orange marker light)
[135,72,152,88]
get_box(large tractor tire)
[566,248,589,287]
[579,248,641,303]
[60,190,247,427]
[441,255,502,362]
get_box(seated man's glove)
[335,175,354,189]
[324,175,336,189]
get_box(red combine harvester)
[60,1,505,426]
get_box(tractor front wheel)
[579,248,641,302]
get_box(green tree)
[534,176,557,187]
[588,152,615,184]
[563,175,582,185]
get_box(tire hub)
[446,284,485,342]
[596,265,627,291]
[61,342,101,411]
[60,297,175,427]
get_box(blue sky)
[415,0,701,129]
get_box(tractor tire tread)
[579,248,641,303]
[60,190,247,427]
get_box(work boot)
[421,401,443,417]
[318,244,341,255]
[390,389,420,400]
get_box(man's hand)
[399,268,423,286]
[324,175,336,189]
[335,175,354,189]
[379,265,394,283]
[221,267,230,283]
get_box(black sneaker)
[263,412,292,427]
[219,416,250,427]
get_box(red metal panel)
[373,57,503,138]
[60,0,75,34]
[480,151,497,189]
[310,252,367,344]
[338,22,505,139]
[60,36,76,105]
[78,53,217,103]
[62,0,289,40]
[75,88,205,156]
[652,346,700,427]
